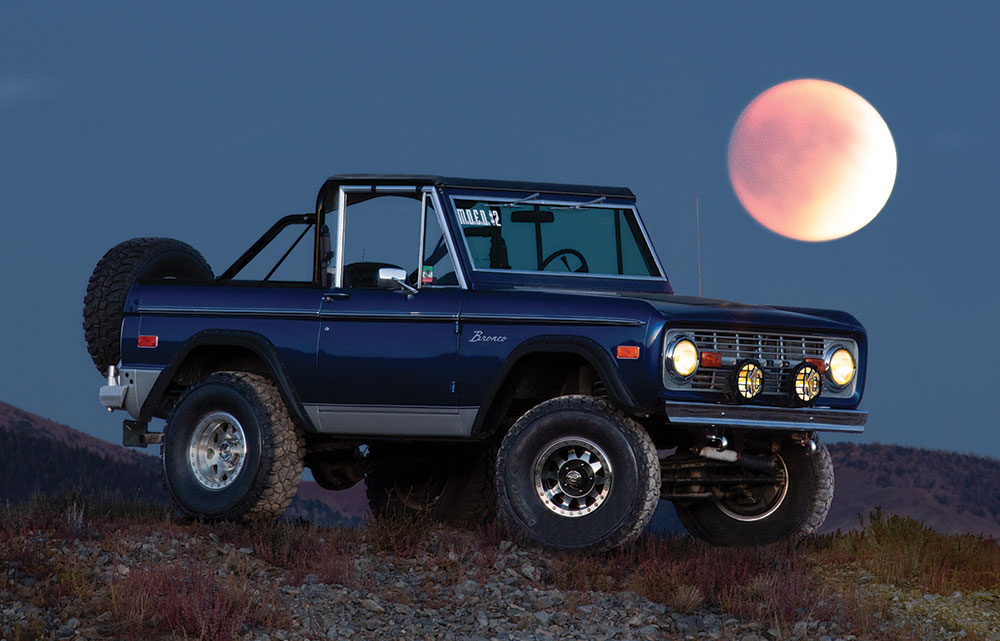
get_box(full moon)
[728,79,896,242]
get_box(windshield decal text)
[457,208,501,227]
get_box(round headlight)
[670,338,699,378]
[827,347,856,387]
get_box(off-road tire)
[675,435,834,546]
[365,443,496,527]
[162,372,304,521]
[495,395,660,551]
[83,237,213,374]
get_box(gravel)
[3,523,999,640]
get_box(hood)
[620,293,864,334]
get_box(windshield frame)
[443,190,668,287]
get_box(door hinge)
[454,320,461,334]
[449,381,457,394]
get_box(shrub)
[110,562,288,641]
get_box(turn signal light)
[701,351,722,368]
[805,358,826,373]
[137,335,158,348]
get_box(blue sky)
[2,2,998,456]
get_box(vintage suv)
[84,175,867,549]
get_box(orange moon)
[728,79,896,242]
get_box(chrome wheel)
[188,411,247,490]
[716,454,789,522]
[533,437,612,518]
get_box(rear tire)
[162,372,304,521]
[83,237,213,374]
[674,435,834,546]
[495,395,660,551]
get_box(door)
[313,187,470,436]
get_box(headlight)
[669,338,699,378]
[827,347,856,387]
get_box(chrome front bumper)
[664,401,867,433]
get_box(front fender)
[470,335,644,437]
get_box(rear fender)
[139,329,315,431]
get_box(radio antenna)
[696,194,703,297]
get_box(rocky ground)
[2,501,999,641]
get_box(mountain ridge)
[3,399,999,538]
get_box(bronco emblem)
[469,330,508,343]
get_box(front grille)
[664,329,856,399]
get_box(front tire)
[675,435,834,546]
[495,396,660,551]
[162,372,304,521]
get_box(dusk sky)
[2,3,997,457]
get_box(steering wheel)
[540,248,590,273]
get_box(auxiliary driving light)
[731,359,764,401]
[827,347,856,387]
[789,362,822,406]
[669,337,699,379]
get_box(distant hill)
[0,400,361,527]
[0,401,165,504]
[823,441,1000,537]
[3,400,999,538]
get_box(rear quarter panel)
[123,283,323,405]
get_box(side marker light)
[616,345,640,359]
[137,335,158,348]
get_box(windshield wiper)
[570,196,606,209]
[494,192,540,207]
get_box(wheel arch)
[470,335,642,438]
[140,330,314,432]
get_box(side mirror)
[377,267,417,293]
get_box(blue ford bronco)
[84,175,867,549]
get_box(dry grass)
[109,562,289,641]
[213,518,358,586]
[812,507,1000,593]
[4,493,998,641]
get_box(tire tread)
[162,372,304,521]
[495,395,660,551]
[83,237,211,373]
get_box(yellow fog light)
[789,362,822,406]
[827,347,856,387]
[669,338,699,379]
[731,360,764,401]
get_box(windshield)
[451,197,660,278]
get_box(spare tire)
[83,238,213,374]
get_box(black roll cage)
[217,214,314,282]
[220,175,638,285]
